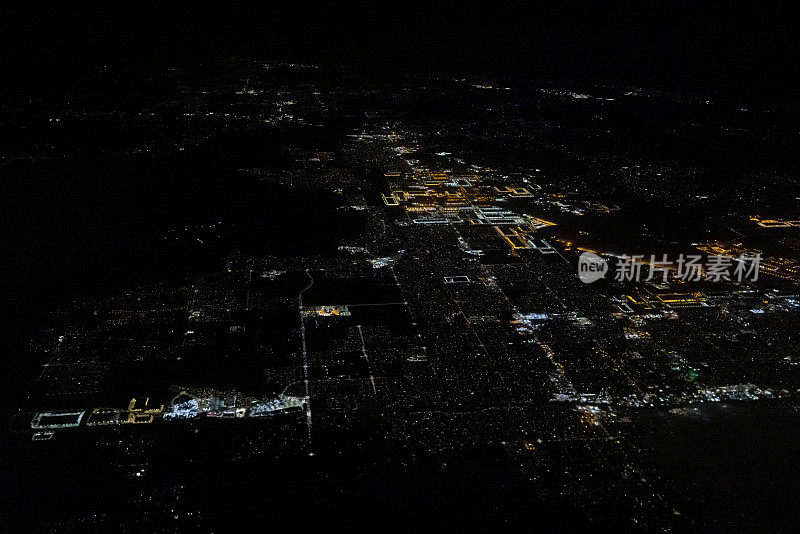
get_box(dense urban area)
[3,58,800,531]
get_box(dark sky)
[2,1,798,93]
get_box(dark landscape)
[2,2,800,532]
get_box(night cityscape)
[2,2,800,532]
